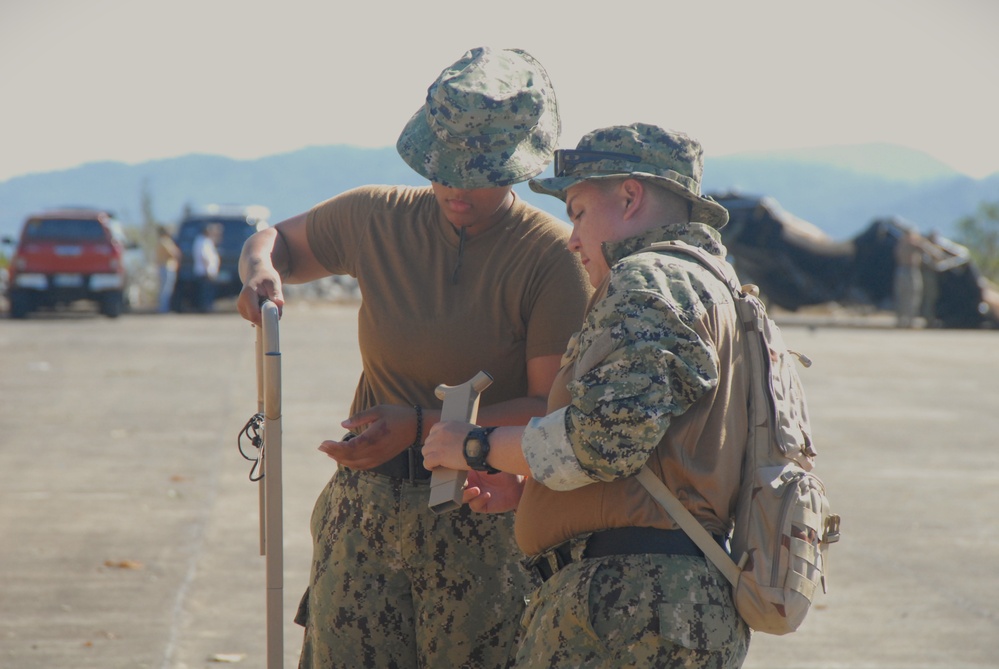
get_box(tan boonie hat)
[396,47,560,189]
[529,122,729,228]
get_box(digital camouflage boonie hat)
[529,122,729,228]
[396,47,560,189]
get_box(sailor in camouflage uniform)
[237,48,591,668]
[424,123,752,668]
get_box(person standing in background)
[155,225,180,313]
[192,223,221,312]
[893,229,925,328]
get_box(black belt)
[368,446,432,483]
[528,527,727,583]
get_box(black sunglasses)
[553,149,643,178]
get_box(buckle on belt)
[524,552,558,582]
[524,535,589,583]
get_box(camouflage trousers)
[298,467,536,669]
[516,549,749,668]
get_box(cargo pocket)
[659,600,741,651]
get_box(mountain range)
[1,143,997,243]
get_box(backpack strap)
[635,466,742,587]
[633,240,750,586]
[640,240,746,297]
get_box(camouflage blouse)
[522,221,731,490]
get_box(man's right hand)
[237,267,285,326]
[234,213,330,325]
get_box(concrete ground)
[1,302,997,668]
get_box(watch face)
[465,438,484,459]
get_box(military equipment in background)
[711,192,999,329]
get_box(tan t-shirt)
[306,185,591,413]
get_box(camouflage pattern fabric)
[523,222,731,491]
[529,122,729,228]
[396,47,560,189]
[515,220,749,666]
[516,550,749,668]
[299,467,536,669]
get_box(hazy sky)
[1,0,997,182]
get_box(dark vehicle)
[170,205,269,312]
[6,208,129,319]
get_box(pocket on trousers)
[659,600,741,652]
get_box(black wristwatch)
[463,426,500,474]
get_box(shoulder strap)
[640,240,745,296]
[634,240,747,586]
[636,466,742,586]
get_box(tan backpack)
[636,241,842,635]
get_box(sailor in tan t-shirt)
[237,48,590,669]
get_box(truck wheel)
[100,291,124,318]
[9,291,33,319]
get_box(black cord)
[237,413,265,481]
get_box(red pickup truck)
[6,208,129,318]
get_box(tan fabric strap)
[635,465,742,587]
